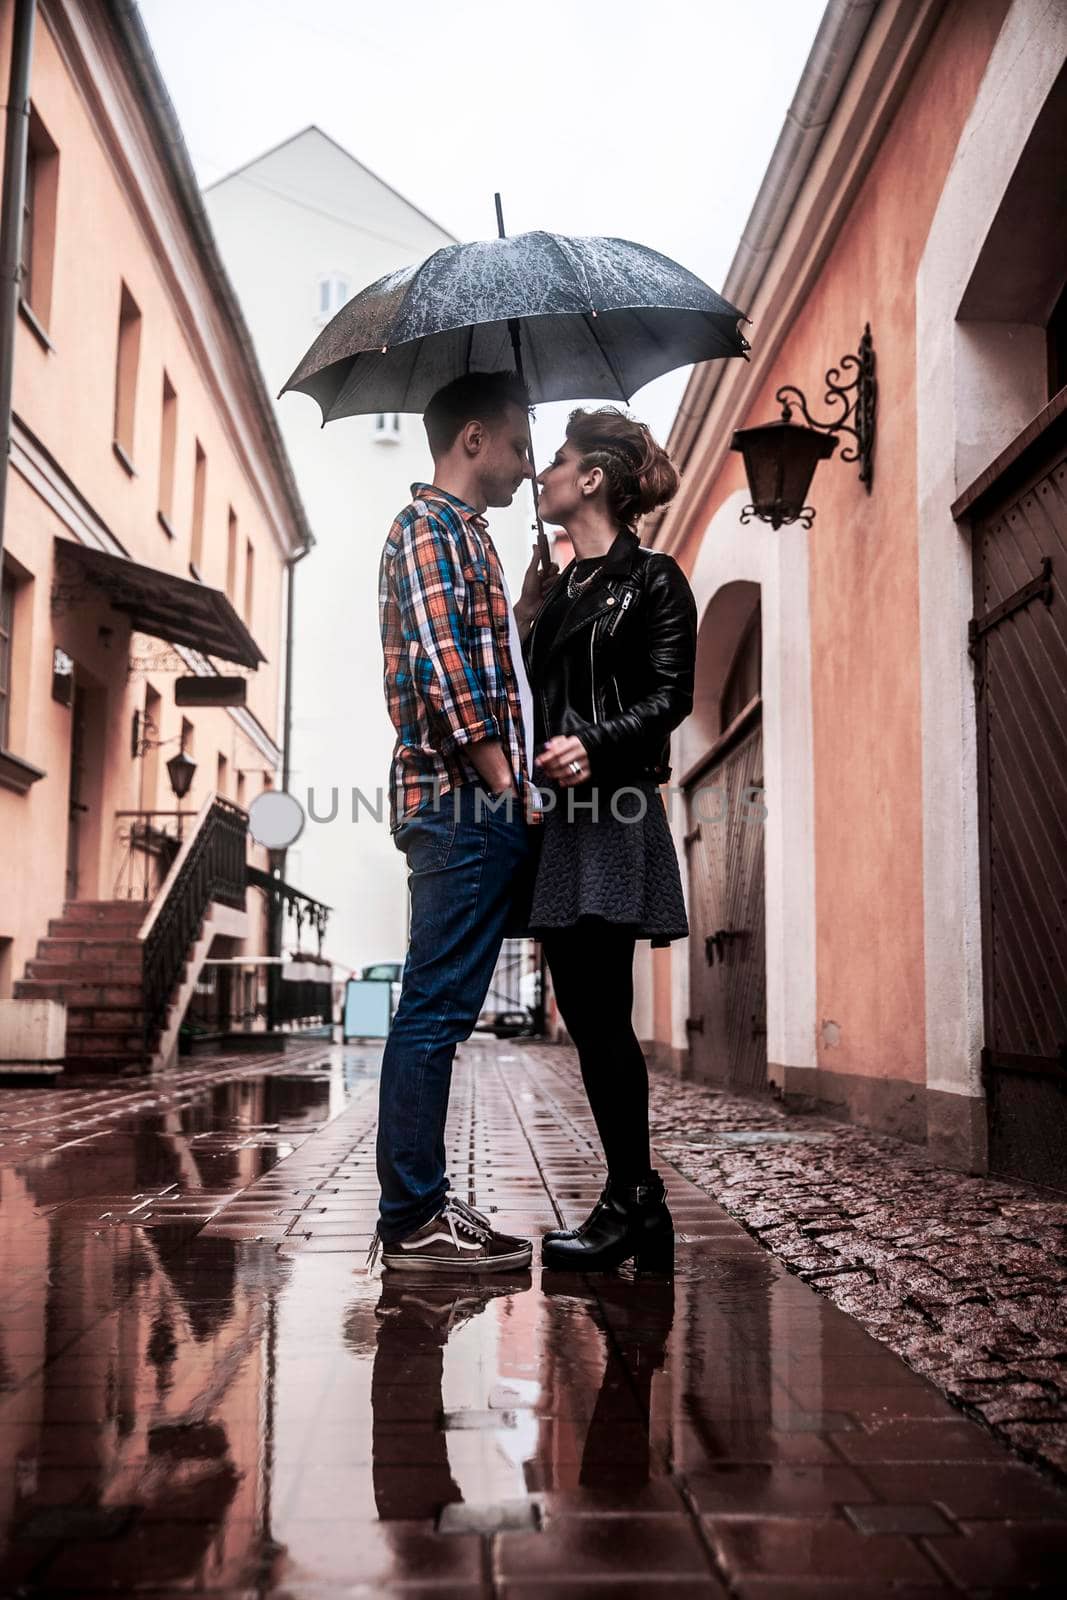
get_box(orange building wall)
[1,9,284,738]
[672,0,1011,1088]
[0,3,292,982]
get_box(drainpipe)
[281,544,310,795]
[0,0,37,587]
[266,542,311,1030]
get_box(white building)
[204,127,536,975]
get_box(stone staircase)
[13,900,160,1075]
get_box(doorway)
[683,610,767,1090]
[65,674,106,902]
[969,411,1067,1188]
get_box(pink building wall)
[654,0,1012,1103]
[0,1,305,995]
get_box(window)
[113,282,141,470]
[190,441,206,575]
[226,508,238,599]
[373,412,402,444]
[158,372,177,533]
[315,273,349,326]
[20,104,58,333]
[0,568,14,747]
[236,770,246,808]
[217,752,228,798]
[244,538,255,622]
[180,716,194,758]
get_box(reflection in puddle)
[2,1044,1041,1594]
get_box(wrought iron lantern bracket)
[739,501,817,531]
[775,323,876,491]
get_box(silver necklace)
[566,560,605,600]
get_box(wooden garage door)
[683,700,767,1092]
[966,402,1067,1189]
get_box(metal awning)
[53,538,267,668]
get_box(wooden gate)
[683,699,767,1091]
[964,401,1067,1189]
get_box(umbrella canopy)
[280,231,748,422]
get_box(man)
[372,371,557,1272]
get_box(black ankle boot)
[540,1172,673,1275]
[542,1178,614,1245]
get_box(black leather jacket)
[523,527,697,784]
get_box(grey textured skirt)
[527,779,689,947]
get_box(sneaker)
[374,1275,529,1339]
[376,1198,532,1273]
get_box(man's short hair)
[423,371,532,457]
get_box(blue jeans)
[375,783,538,1243]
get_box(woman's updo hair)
[565,406,679,531]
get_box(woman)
[518,407,697,1274]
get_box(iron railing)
[142,797,248,1053]
[245,865,332,1029]
[113,810,186,901]
[180,958,334,1051]
[276,971,334,1027]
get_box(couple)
[372,370,697,1276]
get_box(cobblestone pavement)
[633,1053,1067,1481]
[1,1036,1066,1595]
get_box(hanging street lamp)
[165,749,197,841]
[731,324,877,530]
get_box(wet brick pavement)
[1,1036,1066,1595]
[640,1059,1067,1482]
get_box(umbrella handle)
[530,475,551,573]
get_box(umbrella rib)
[582,314,630,403]
[548,234,595,310]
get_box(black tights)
[541,919,652,1184]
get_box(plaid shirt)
[379,484,540,829]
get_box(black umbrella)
[280,206,748,564]
[280,225,747,421]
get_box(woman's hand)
[515,541,560,626]
[535,734,591,786]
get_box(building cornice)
[651,0,948,557]
[39,0,315,562]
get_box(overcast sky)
[139,0,825,457]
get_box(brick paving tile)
[841,1502,956,1535]
[1,1036,1067,1596]
[703,1513,944,1584]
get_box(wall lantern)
[165,749,197,801]
[731,324,876,530]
